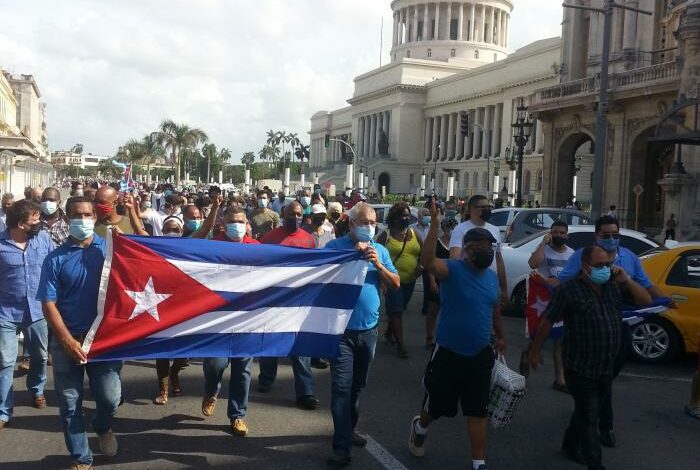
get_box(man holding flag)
[38,197,122,469]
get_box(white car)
[502,226,662,314]
[490,208,521,241]
[371,203,419,237]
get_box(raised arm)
[125,194,148,235]
[193,194,222,239]
[421,198,449,280]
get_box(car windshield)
[489,211,511,227]
[509,230,547,248]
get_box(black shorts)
[421,345,495,418]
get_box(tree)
[139,134,165,185]
[294,144,310,162]
[154,119,208,186]
[202,143,218,183]
[71,143,83,155]
[241,151,255,167]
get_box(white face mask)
[74,189,84,197]
[163,231,182,237]
[41,201,58,216]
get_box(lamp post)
[511,98,533,207]
[329,137,356,193]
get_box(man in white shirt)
[0,193,14,232]
[138,194,182,236]
[449,195,506,304]
[410,208,431,242]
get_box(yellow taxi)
[634,245,700,363]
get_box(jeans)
[330,328,377,455]
[51,340,122,465]
[203,357,252,421]
[599,324,631,433]
[258,356,314,398]
[0,318,48,422]
[155,358,189,389]
[563,370,613,470]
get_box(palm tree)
[138,134,165,184]
[288,133,301,152]
[294,144,310,162]
[219,148,231,164]
[154,119,208,186]
[202,143,218,183]
[241,151,255,168]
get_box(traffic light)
[460,112,469,136]
[324,134,330,148]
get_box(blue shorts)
[386,281,416,316]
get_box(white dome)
[389,1,513,66]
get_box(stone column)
[494,103,503,157]
[369,114,377,158]
[506,13,510,46]
[412,5,419,42]
[377,113,384,155]
[393,12,398,46]
[457,3,464,41]
[364,117,371,158]
[490,6,495,44]
[357,117,364,157]
[500,9,506,46]
[424,118,432,161]
[613,5,624,54]
[470,3,475,41]
[432,116,441,161]
[481,4,486,43]
[466,109,475,158]
[623,0,638,51]
[439,114,448,160]
[447,113,456,160]
[401,8,407,44]
[474,108,483,157]
[383,110,390,153]
[435,2,441,40]
[456,112,465,160]
[484,105,493,156]
[423,3,429,40]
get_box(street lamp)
[511,98,533,207]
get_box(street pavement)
[1,287,698,470]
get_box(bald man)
[39,187,70,245]
[24,186,42,203]
[94,187,146,237]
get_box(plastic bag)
[488,355,527,428]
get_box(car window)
[568,214,593,226]
[666,252,700,289]
[523,211,560,230]
[566,232,596,250]
[490,211,511,227]
[374,208,386,224]
[620,235,654,256]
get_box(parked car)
[503,226,662,314]
[504,208,593,244]
[370,203,419,237]
[631,245,700,363]
[490,208,521,241]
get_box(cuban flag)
[81,232,368,362]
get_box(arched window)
[451,48,456,58]
[464,172,470,188]
[472,171,479,188]
[524,170,532,194]
[427,48,432,58]
[536,169,543,191]
[474,50,479,59]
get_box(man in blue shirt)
[557,215,664,450]
[408,199,505,470]
[324,203,400,467]
[0,200,54,429]
[37,196,122,468]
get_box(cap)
[311,204,327,214]
[462,227,497,244]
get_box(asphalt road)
[1,290,698,470]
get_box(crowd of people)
[0,179,697,470]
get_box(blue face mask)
[589,266,611,285]
[164,190,173,197]
[301,196,311,207]
[597,238,620,252]
[185,219,202,232]
[353,224,375,242]
[69,218,95,240]
[422,215,431,226]
[226,223,246,241]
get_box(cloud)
[0,0,562,163]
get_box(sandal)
[153,389,168,405]
[169,374,182,397]
[552,381,569,394]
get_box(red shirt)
[261,227,315,248]
[213,233,260,244]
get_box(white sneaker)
[98,430,118,457]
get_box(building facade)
[51,151,111,169]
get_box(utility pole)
[563,1,652,220]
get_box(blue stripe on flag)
[124,235,363,267]
[213,283,361,311]
[88,331,342,361]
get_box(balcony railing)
[533,61,679,105]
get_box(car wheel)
[510,281,527,317]
[630,317,680,364]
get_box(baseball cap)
[311,204,327,214]
[462,227,497,245]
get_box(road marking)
[620,372,692,383]
[364,434,410,470]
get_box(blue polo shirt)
[0,230,55,323]
[437,260,499,357]
[558,245,652,288]
[37,234,106,335]
[326,235,398,331]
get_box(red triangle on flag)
[88,234,229,358]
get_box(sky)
[0,0,563,163]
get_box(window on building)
[407,50,411,58]
[472,172,479,188]
[427,48,432,58]
[450,19,458,40]
[410,173,415,186]
[482,172,488,189]
[474,50,479,59]
[464,173,470,188]
[451,48,456,58]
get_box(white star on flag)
[125,277,172,322]
[532,296,549,318]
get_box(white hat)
[311,204,326,214]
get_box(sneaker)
[0,420,7,431]
[599,429,616,448]
[69,463,93,470]
[297,395,320,410]
[408,416,427,457]
[351,431,367,447]
[231,418,248,437]
[326,451,351,467]
[98,430,118,457]
[202,397,217,417]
